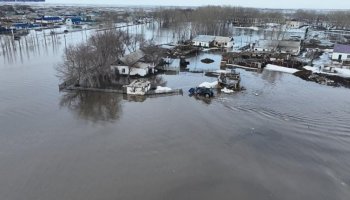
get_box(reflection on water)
[123,94,147,102]
[1,33,62,65]
[59,91,123,122]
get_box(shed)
[332,44,350,61]
[124,80,151,95]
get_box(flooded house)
[286,19,305,29]
[111,50,156,77]
[253,39,302,56]
[332,44,350,62]
[214,36,234,48]
[124,80,151,95]
[192,35,215,48]
[192,35,234,48]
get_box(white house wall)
[224,41,234,48]
[112,65,149,77]
[193,41,210,47]
[126,84,151,95]
[126,86,148,95]
[66,19,73,26]
[332,52,350,61]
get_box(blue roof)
[69,17,82,22]
[37,17,62,21]
[13,23,41,28]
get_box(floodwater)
[1,24,350,200]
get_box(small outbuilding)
[332,44,350,61]
[124,80,151,95]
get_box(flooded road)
[1,26,350,200]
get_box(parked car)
[189,87,214,98]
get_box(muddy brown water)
[1,27,350,200]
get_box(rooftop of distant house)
[334,44,350,54]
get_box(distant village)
[0,4,152,34]
[1,4,350,98]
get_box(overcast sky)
[43,0,349,9]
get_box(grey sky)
[45,0,350,9]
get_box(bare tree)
[57,30,126,88]
[124,33,146,53]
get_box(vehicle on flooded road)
[189,87,214,98]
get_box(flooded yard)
[1,24,350,200]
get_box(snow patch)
[303,66,350,78]
[155,86,172,93]
[335,68,350,78]
[303,66,318,72]
[199,81,218,88]
[265,64,300,74]
[221,87,234,94]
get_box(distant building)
[65,17,82,25]
[192,35,215,48]
[192,35,234,48]
[254,39,302,56]
[286,20,305,29]
[0,26,13,34]
[12,22,40,29]
[332,44,350,61]
[35,16,63,24]
[81,14,96,22]
[213,36,234,48]
[111,50,155,77]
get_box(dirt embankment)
[294,69,350,88]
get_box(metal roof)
[214,36,233,43]
[334,44,350,54]
[193,35,216,43]
[119,50,145,65]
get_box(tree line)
[151,6,350,37]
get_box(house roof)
[36,16,62,21]
[119,50,145,65]
[136,62,154,69]
[193,35,216,43]
[67,17,82,22]
[215,36,233,43]
[334,44,350,54]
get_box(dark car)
[189,87,214,98]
